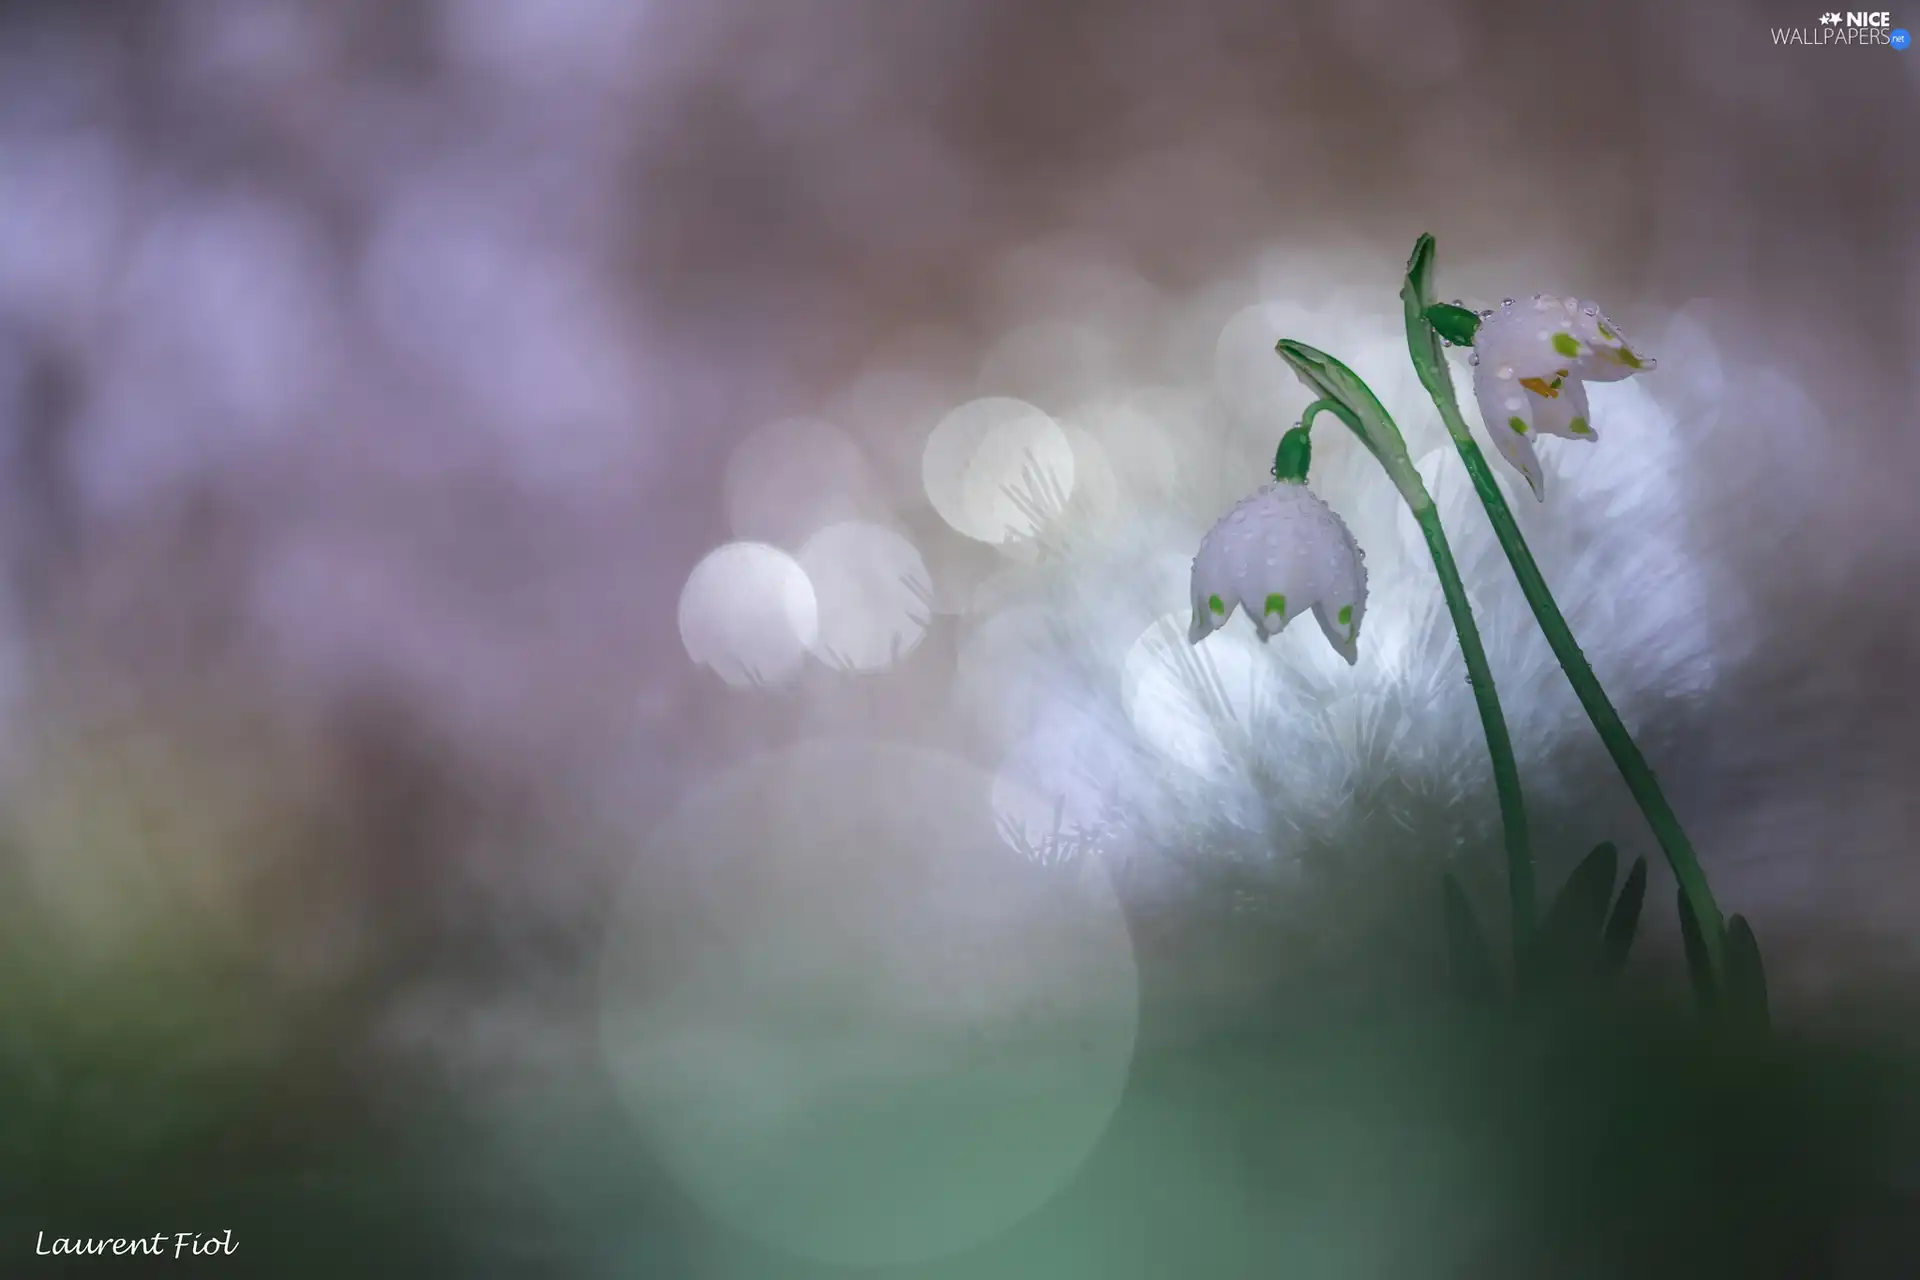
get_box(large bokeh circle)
[597,739,1139,1268]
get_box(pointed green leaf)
[1677,887,1718,1016]
[1534,842,1618,987]
[1544,842,1619,941]
[1726,914,1770,1035]
[1402,236,1452,392]
[1405,233,1440,314]
[1273,339,1425,507]
[1596,856,1647,981]
[1401,235,1485,453]
[1441,873,1499,1004]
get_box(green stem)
[1296,397,1378,464]
[1400,234,1727,982]
[1296,395,1535,956]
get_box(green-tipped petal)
[1189,481,1368,660]
[1473,363,1546,501]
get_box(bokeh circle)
[598,739,1140,1268]
[677,541,818,688]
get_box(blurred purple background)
[1,0,1916,1268]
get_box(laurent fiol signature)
[34,1230,238,1259]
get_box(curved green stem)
[1293,390,1535,957]
[1296,397,1377,464]
[1400,233,1727,982]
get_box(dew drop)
[1501,298,1514,309]
[1467,353,1480,366]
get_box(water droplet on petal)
[1501,298,1514,309]
[1583,306,1598,316]
[1467,352,1479,366]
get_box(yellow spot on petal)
[1551,332,1580,357]
[1519,376,1560,398]
[1570,417,1592,435]
[1508,416,1529,435]
[1208,594,1225,615]
[1264,593,1286,616]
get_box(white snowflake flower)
[1188,480,1368,664]
[1468,293,1654,501]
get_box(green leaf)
[1534,841,1618,985]
[1274,340,1371,440]
[1596,856,1647,982]
[1405,233,1439,310]
[1725,914,1770,1034]
[1677,887,1718,1016]
[1401,236,1448,381]
[1273,339,1425,506]
[1441,873,1499,1004]
[1401,235,1484,455]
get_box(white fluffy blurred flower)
[1469,294,1654,500]
[1187,481,1368,664]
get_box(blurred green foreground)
[4,855,1920,1280]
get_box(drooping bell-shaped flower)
[1188,477,1368,664]
[1467,294,1654,501]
